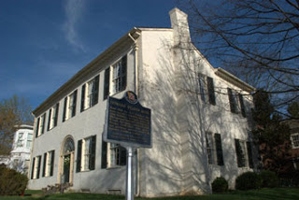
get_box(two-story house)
[28,8,257,197]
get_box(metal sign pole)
[126,146,134,200]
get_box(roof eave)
[215,68,255,93]
[33,28,142,116]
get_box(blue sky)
[0,0,178,109]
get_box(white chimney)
[169,8,191,47]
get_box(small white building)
[28,8,257,197]
[10,124,33,174]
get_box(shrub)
[212,177,228,193]
[259,170,279,188]
[235,171,261,190]
[0,166,28,196]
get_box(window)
[112,55,127,94]
[47,103,59,130]
[235,139,253,168]
[31,155,41,179]
[101,140,126,168]
[205,132,224,166]
[81,75,99,111]
[76,136,96,172]
[42,150,55,177]
[35,113,46,137]
[198,73,216,105]
[63,90,77,122]
[17,132,24,147]
[291,133,299,149]
[26,133,33,148]
[227,88,246,117]
[205,132,215,164]
[102,55,127,100]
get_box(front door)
[61,137,75,184]
[63,154,71,183]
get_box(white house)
[10,124,33,174]
[28,8,257,197]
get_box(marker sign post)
[104,91,152,200]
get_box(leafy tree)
[252,90,291,173]
[0,95,33,155]
[287,101,299,119]
[179,0,299,112]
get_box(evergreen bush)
[235,171,261,190]
[259,170,279,188]
[211,177,228,193]
[0,165,28,196]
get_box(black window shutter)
[101,140,107,169]
[239,94,246,117]
[89,135,96,170]
[72,90,77,117]
[246,141,254,168]
[207,77,216,105]
[121,55,127,91]
[35,118,40,137]
[76,140,82,172]
[92,75,99,106]
[120,146,127,166]
[62,97,67,122]
[31,158,35,179]
[81,85,86,112]
[103,68,110,100]
[50,151,55,176]
[41,114,46,134]
[37,156,41,179]
[47,109,52,131]
[235,139,244,167]
[54,103,59,127]
[42,153,47,177]
[215,133,224,166]
[228,88,237,113]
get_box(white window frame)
[45,151,54,177]
[235,139,250,168]
[228,88,246,117]
[17,132,24,147]
[82,137,91,171]
[33,156,41,179]
[205,132,216,165]
[67,93,75,120]
[83,79,95,110]
[112,57,126,94]
[107,143,126,168]
[49,104,58,130]
[198,73,208,103]
[38,113,46,136]
[26,133,33,149]
[291,133,299,149]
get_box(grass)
[0,188,298,200]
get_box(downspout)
[128,30,141,197]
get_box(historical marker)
[104,91,152,148]
[104,91,152,200]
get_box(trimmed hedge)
[259,170,279,188]
[212,177,228,193]
[235,171,261,190]
[0,165,28,196]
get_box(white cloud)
[63,0,86,52]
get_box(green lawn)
[1,188,298,200]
